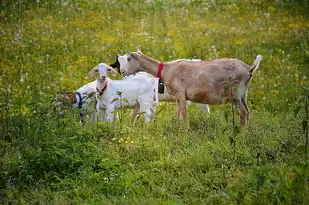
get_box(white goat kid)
[89,63,155,123]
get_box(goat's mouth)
[99,79,105,83]
[120,70,125,76]
[121,70,130,77]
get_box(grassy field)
[1,0,309,204]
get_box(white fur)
[93,63,155,122]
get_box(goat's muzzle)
[99,76,106,82]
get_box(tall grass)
[1,0,308,204]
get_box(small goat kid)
[89,63,155,123]
[57,80,102,123]
[118,52,262,125]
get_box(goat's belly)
[112,98,137,108]
[187,88,222,105]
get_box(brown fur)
[62,93,77,105]
[121,52,262,125]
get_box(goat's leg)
[233,98,248,126]
[241,95,250,124]
[180,98,188,121]
[131,104,140,123]
[175,99,181,119]
[176,93,187,121]
[89,112,94,123]
[140,103,153,123]
[94,100,103,123]
[79,111,86,126]
[105,107,115,122]
[237,87,250,125]
[98,109,106,121]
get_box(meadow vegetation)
[0,0,308,204]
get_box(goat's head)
[55,91,76,105]
[118,52,142,76]
[89,63,117,83]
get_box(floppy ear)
[107,66,118,76]
[88,66,98,78]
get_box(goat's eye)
[127,57,131,62]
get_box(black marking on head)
[109,55,120,74]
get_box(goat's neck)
[138,55,165,78]
[97,78,109,92]
[72,93,81,107]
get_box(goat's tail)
[249,54,263,74]
[245,55,263,86]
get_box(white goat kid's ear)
[107,66,118,76]
[88,66,98,78]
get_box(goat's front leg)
[175,98,181,119]
[179,96,188,121]
[94,101,102,123]
[105,106,115,122]
[98,108,106,121]
[175,92,187,121]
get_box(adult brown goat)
[117,51,262,125]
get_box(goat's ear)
[130,52,139,60]
[107,66,118,76]
[109,55,120,68]
[88,66,98,78]
[136,48,143,54]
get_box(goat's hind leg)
[233,98,248,126]
[131,103,140,124]
[139,103,153,123]
[241,95,250,125]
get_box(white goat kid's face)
[97,63,117,82]
[97,63,108,82]
[118,54,140,76]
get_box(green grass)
[1,0,309,204]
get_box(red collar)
[97,83,108,96]
[156,63,164,79]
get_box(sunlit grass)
[1,0,309,204]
